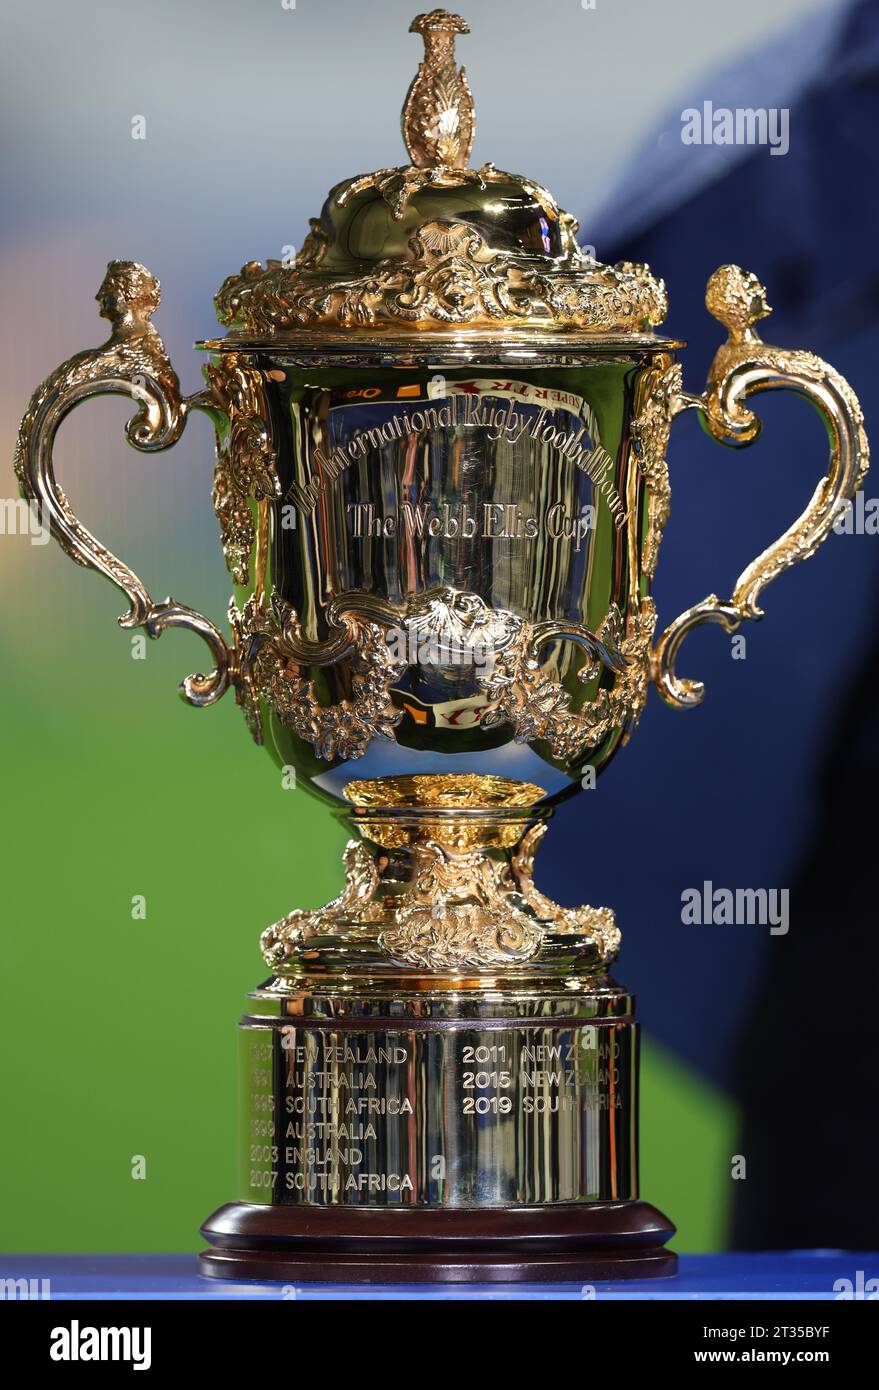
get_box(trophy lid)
[212,10,667,346]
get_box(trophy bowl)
[14,10,868,1282]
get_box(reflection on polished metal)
[15,9,868,1282]
[231,585,647,763]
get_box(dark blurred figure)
[595,0,879,1248]
[732,617,879,1249]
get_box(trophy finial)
[403,10,474,170]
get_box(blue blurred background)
[2,0,876,1253]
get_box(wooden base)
[200,1200,677,1284]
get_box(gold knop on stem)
[402,10,474,169]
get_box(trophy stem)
[260,774,621,986]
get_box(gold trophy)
[15,11,868,1282]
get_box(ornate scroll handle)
[14,261,232,706]
[652,264,869,709]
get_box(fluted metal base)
[198,961,677,1283]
